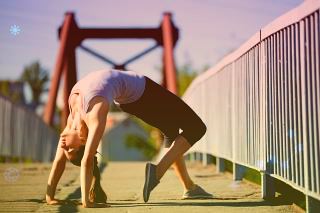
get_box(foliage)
[177,65,197,96]
[0,80,25,104]
[0,81,10,97]
[125,133,158,160]
[20,61,49,110]
[176,62,209,96]
[123,117,162,160]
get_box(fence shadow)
[108,194,293,208]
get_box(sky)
[0,0,303,85]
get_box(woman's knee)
[199,120,207,137]
[194,120,207,142]
[182,120,207,146]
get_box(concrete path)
[0,162,298,212]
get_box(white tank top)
[69,69,146,114]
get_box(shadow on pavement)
[58,187,81,212]
[108,195,293,208]
[1,199,45,203]
[58,163,108,212]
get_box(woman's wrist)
[46,194,52,201]
[82,200,94,208]
[46,185,55,199]
[46,194,56,204]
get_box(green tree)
[177,62,210,96]
[177,63,197,96]
[0,80,25,103]
[125,134,158,160]
[124,117,162,160]
[20,61,49,110]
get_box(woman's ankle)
[155,163,168,180]
[185,182,196,191]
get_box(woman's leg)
[143,135,191,202]
[120,77,209,201]
[143,93,207,201]
[155,107,207,181]
[155,135,191,180]
[171,156,195,190]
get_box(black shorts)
[119,77,206,147]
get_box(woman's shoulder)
[87,96,109,113]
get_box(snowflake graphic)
[3,167,20,183]
[9,25,21,36]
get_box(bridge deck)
[0,162,296,212]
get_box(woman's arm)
[46,140,67,204]
[46,115,72,204]
[81,97,108,208]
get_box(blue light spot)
[288,129,294,139]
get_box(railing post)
[216,157,225,173]
[233,163,246,180]
[261,172,276,199]
[300,18,314,213]
[196,152,202,161]
[188,152,196,162]
[202,152,208,166]
[306,195,320,213]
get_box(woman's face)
[60,122,88,161]
[60,129,82,149]
[60,128,83,161]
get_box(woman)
[46,69,211,208]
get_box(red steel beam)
[161,12,178,94]
[43,12,78,125]
[61,48,77,128]
[44,12,179,127]
[79,28,163,43]
[161,54,167,88]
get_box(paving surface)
[0,162,298,212]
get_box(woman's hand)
[82,201,95,208]
[82,201,110,208]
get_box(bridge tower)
[43,12,179,127]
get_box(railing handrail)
[183,0,320,210]
[184,0,320,99]
[0,95,59,162]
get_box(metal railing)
[183,0,320,211]
[0,96,59,162]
